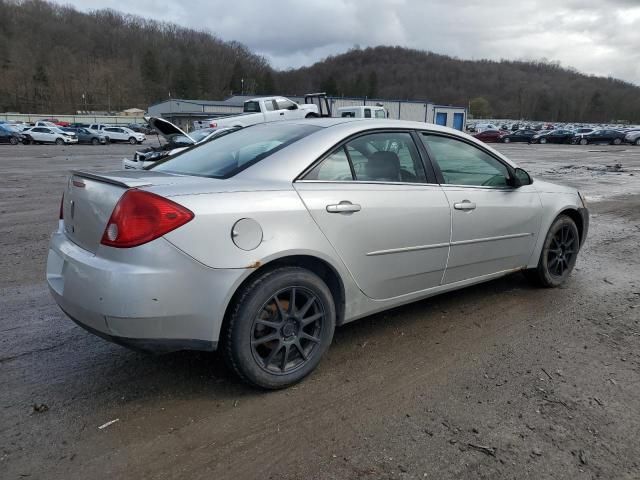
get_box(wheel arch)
[221,254,347,335]
[558,208,585,246]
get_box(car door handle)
[326,201,361,213]
[279,112,285,116]
[453,200,476,211]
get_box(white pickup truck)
[193,96,319,130]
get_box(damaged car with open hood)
[123,117,237,170]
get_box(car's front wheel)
[579,138,588,145]
[612,138,622,145]
[91,137,100,145]
[525,215,580,288]
[635,138,640,146]
[128,137,137,144]
[9,137,18,145]
[503,137,511,143]
[222,267,336,389]
[55,138,64,145]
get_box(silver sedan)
[47,119,589,389]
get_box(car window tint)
[421,134,510,187]
[263,100,274,111]
[374,109,386,119]
[364,108,371,118]
[276,98,295,110]
[348,132,427,183]
[152,123,321,179]
[304,147,353,181]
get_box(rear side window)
[374,109,386,119]
[303,131,427,183]
[244,101,261,113]
[340,111,355,118]
[152,123,321,179]
[364,108,371,118]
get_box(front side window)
[364,108,371,118]
[303,131,427,183]
[421,134,510,187]
[374,109,386,119]
[340,111,355,118]
[152,123,321,178]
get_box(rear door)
[420,133,542,284]
[295,130,451,300]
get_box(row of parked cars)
[471,124,640,146]
[0,120,148,145]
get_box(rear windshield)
[151,123,321,178]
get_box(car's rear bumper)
[47,226,246,352]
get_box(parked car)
[123,117,236,169]
[22,126,78,145]
[500,129,538,143]
[474,123,499,133]
[0,124,26,144]
[101,126,146,144]
[64,127,107,145]
[88,123,111,132]
[624,130,640,146]
[47,118,588,389]
[531,129,575,144]
[473,129,506,143]
[193,96,319,130]
[336,106,387,118]
[573,129,626,145]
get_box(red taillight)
[100,190,194,248]
[209,122,217,128]
[59,193,64,220]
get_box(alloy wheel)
[250,286,325,375]
[547,225,577,278]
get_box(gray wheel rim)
[250,286,325,375]
[547,225,576,278]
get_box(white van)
[336,106,387,119]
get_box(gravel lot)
[1,142,639,479]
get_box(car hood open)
[147,117,194,143]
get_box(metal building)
[147,95,467,131]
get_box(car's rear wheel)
[612,138,622,145]
[55,138,64,145]
[540,138,547,144]
[91,137,99,145]
[128,137,137,144]
[525,215,579,288]
[635,138,640,146]
[222,267,335,389]
[503,137,511,143]
[579,138,588,145]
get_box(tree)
[469,97,492,118]
[367,71,378,98]
[320,76,338,96]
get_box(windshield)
[152,123,321,178]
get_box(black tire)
[540,138,547,144]
[128,137,137,144]
[9,137,18,145]
[55,138,64,145]
[91,137,99,145]
[503,137,511,143]
[635,138,640,146]
[579,138,588,145]
[612,138,622,145]
[524,215,580,288]
[222,267,336,389]
[305,113,318,118]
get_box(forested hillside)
[276,46,640,122]
[0,0,273,113]
[1,0,639,122]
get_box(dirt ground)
[1,142,639,479]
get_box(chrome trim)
[451,232,533,246]
[295,180,441,187]
[367,242,449,256]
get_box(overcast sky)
[52,0,640,85]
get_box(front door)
[295,130,451,300]
[420,133,542,284]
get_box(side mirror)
[512,167,532,187]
